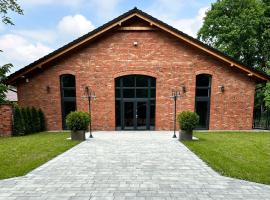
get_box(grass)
[0,132,80,180]
[182,132,270,185]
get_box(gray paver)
[0,131,269,200]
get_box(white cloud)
[0,34,53,72]
[14,29,56,44]
[0,14,95,73]
[57,14,95,39]
[88,0,122,19]
[22,0,122,20]
[167,7,209,37]
[0,23,5,32]
[22,0,84,7]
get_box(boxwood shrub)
[66,111,91,131]
[177,111,199,131]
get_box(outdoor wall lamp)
[133,41,138,46]
[46,86,50,93]
[25,78,29,83]
[181,85,186,93]
[218,85,225,93]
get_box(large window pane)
[150,89,156,98]
[136,76,148,87]
[123,76,135,87]
[195,74,211,129]
[115,89,121,98]
[150,78,156,87]
[196,75,210,87]
[150,100,155,126]
[115,78,121,87]
[60,74,76,129]
[196,88,209,97]
[123,89,135,98]
[136,89,148,98]
[196,101,208,128]
[63,89,76,97]
[62,75,75,87]
[115,100,121,127]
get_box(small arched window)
[60,74,76,129]
[195,74,212,129]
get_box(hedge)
[13,106,46,136]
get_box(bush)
[32,107,40,132]
[26,107,34,134]
[21,107,30,134]
[66,111,91,131]
[38,109,45,131]
[177,111,199,132]
[13,106,24,136]
[12,106,46,136]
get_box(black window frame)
[60,74,77,129]
[115,75,156,130]
[195,74,212,130]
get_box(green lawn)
[182,132,270,185]
[0,132,79,180]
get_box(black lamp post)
[171,89,181,138]
[84,86,96,138]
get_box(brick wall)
[15,25,256,131]
[0,104,13,137]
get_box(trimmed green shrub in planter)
[177,111,199,140]
[66,111,91,141]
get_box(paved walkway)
[0,131,269,200]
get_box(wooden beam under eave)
[118,26,156,31]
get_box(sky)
[0,0,215,74]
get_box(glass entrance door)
[136,101,147,130]
[124,101,135,130]
[123,101,148,130]
[115,75,156,130]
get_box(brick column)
[0,103,13,137]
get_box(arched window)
[115,75,156,130]
[195,74,212,129]
[60,74,76,129]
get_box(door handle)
[136,114,138,118]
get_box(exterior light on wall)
[46,86,50,93]
[133,41,138,46]
[181,85,186,93]
[218,85,225,93]
[25,78,29,83]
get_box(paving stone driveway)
[0,131,269,200]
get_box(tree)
[13,106,24,136]
[198,0,270,107]
[38,109,46,131]
[0,0,23,103]
[31,107,40,132]
[0,63,12,103]
[26,107,33,133]
[21,107,29,134]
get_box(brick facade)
[0,104,13,137]
[15,25,257,131]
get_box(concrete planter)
[71,130,85,141]
[179,130,193,141]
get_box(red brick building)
[6,8,270,131]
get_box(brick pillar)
[0,103,13,137]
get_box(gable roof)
[6,7,270,84]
